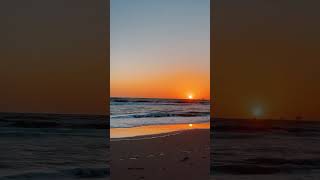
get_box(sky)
[0,0,108,115]
[110,0,210,100]
[212,0,320,120]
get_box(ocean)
[110,97,210,128]
[0,113,109,180]
[211,118,320,180]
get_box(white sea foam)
[110,98,210,128]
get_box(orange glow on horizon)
[111,70,210,100]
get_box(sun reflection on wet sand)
[110,122,210,139]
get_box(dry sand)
[111,129,210,180]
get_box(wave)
[111,97,209,105]
[211,118,320,134]
[211,118,320,177]
[0,113,109,129]
[111,111,209,119]
[110,116,210,128]
[0,167,109,180]
[111,111,210,128]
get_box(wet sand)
[111,129,210,180]
[110,123,209,138]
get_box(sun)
[188,95,193,99]
[252,106,263,118]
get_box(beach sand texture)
[111,129,210,180]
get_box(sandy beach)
[111,129,210,180]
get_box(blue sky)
[110,0,210,99]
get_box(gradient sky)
[213,0,320,120]
[111,0,210,99]
[0,0,108,115]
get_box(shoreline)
[110,131,183,142]
[110,122,210,139]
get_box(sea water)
[211,118,320,179]
[0,113,109,180]
[110,97,210,128]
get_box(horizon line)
[110,96,210,101]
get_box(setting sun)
[188,95,193,99]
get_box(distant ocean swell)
[111,111,209,119]
[111,97,210,105]
[110,98,210,128]
[0,113,109,129]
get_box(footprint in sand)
[147,154,155,158]
[181,150,192,154]
[180,156,190,162]
[129,156,139,160]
